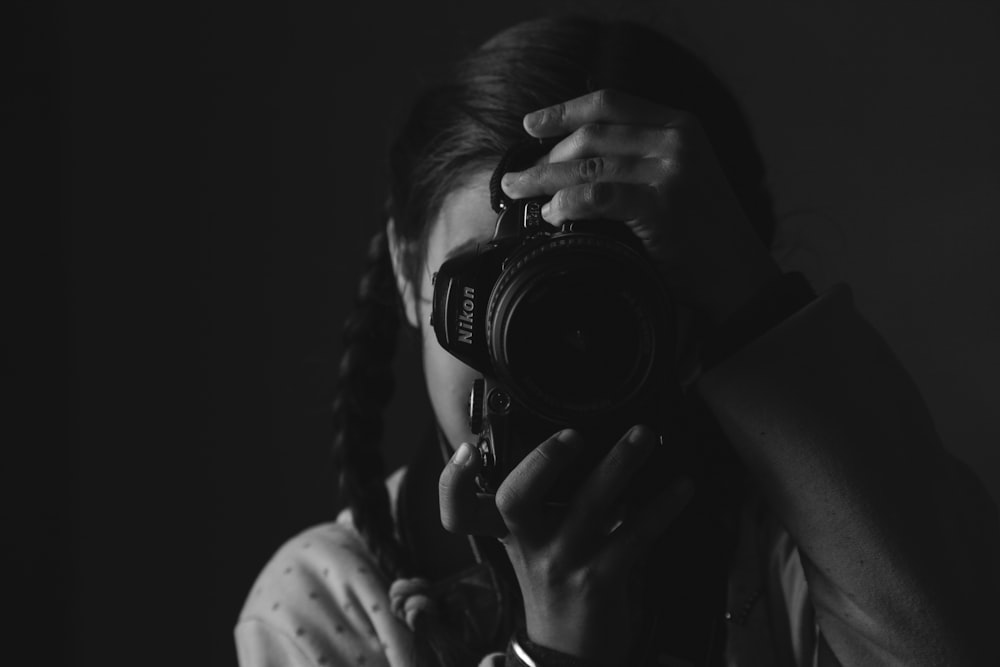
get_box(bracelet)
[505,628,607,667]
[699,271,817,372]
[508,635,538,667]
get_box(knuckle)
[592,88,617,114]
[521,164,542,185]
[549,190,568,217]
[657,155,682,181]
[570,123,599,155]
[549,102,566,125]
[577,122,603,144]
[658,126,683,154]
[577,156,605,182]
[585,181,614,209]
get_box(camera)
[431,195,682,500]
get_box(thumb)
[437,442,508,537]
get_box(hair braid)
[331,226,410,581]
[332,227,477,667]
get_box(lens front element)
[488,235,670,423]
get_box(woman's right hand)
[438,425,695,664]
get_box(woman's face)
[390,169,497,453]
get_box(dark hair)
[330,15,773,666]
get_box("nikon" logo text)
[457,286,474,344]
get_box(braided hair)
[331,227,475,664]
[330,226,409,581]
[330,15,777,666]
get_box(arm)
[502,88,1000,664]
[698,284,1000,665]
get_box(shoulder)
[335,466,407,531]
[235,468,413,667]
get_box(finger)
[403,594,437,629]
[544,123,685,165]
[389,578,430,618]
[494,429,583,530]
[540,181,658,226]
[600,477,696,571]
[501,155,668,201]
[548,124,684,165]
[522,89,691,138]
[560,425,658,544]
[438,442,508,537]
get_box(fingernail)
[501,173,516,191]
[524,109,547,130]
[451,442,474,466]
[540,202,551,219]
[556,429,579,444]
[628,425,651,444]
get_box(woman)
[235,16,1000,666]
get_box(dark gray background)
[6,0,998,665]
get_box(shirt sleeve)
[234,522,415,667]
[236,618,319,667]
[699,284,1000,663]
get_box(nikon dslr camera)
[430,186,685,500]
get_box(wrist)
[523,600,634,666]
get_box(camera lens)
[514,272,644,401]
[489,236,669,422]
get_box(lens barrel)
[487,231,672,424]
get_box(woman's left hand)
[500,89,781,325]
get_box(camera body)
[431,197,681,499]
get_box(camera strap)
[489,137,562,213]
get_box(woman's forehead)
[429,170,497,266]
